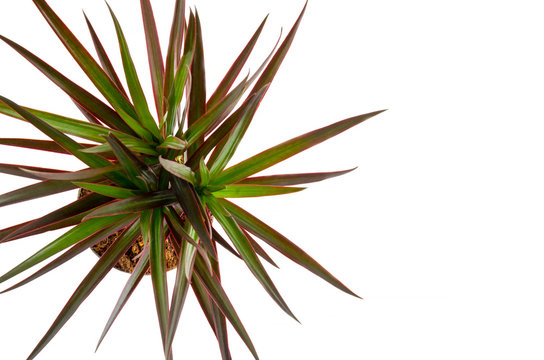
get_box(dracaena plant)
[0,0,383,359]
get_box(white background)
[0,0,543,359]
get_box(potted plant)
[0,0,384,359]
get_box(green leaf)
[159,157,197,185]
[207,15,268,108]
[141,208,170,351]
[236,168,356,186]
[170,176,216,258]
[165,229,197,354]
[31,0,140,126]
[0,138,96,155]
[106,133,157,190]
[83,13,127,97]
[199,158,211,187]
[73,182,138,199]
[96,245,149,351]
[1,218,138,294]
[187,11,206,131]
[0,180,76,208]
[84,190,176,219]
[205,195,296,320]
[81,140,158,156]
[163,206,199,249]
[251,2,306,97]
[212,228,242,259]
[209,86,269,177]
[1,191,111,243]
[164,0,185,102]
[242,228,278,268]
[164,52,194,135]
[0,102,148,145]
[0,95,114,170]
[193,255,259,360]
[0,214,130,285]
[182,79,248,147]
[211,184,304,198]
[140,0,165,120]
[215,110,385,184]
[22,165,121,181]
[0,35,134,134]
[157,136,188,151]
[26,216,140,360]
[0,212,85,244]
[107,4,161,140]
[221,199,360,297]
[0,164,64,180]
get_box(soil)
[79,189,180,274]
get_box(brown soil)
[79,189,180,274]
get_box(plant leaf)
[73,182,138,199]
[1,218,138,293]
[141,208,170,351]
[107,4,161,140]
[96,245,150,351]
[140,0,165,120]
[164,0,185,102]
[205,195,296,320]
[1,192,111,242]
[159,157,196,185]
[0,138,96,155]
[83,13,127,96]
[170,176,216,258]
[0,214,129,285]
[31,0,140,125]
[0,180,76,208]
[157,136,187,151]
[84,190,176,219]
[209,86,269,176]
[241,228,278,268]
[207,15,268,108]
[26,215,139,360]
[0,164,64,180]
[165,229,197,354]
[236,168,356,186]
[22,165,121,181]
[0,35,134,134]
[187,11,206,136]
[215,110,385,184]
[211,185,304,198]
[194,254,259,359]
[221,199,360,297]
[0,95,114,170]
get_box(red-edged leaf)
[96,244,149,351]
[107,4,160,141]
[194,255,258,359]
[0,180,76,208]
[140,0,165,120]
[242,228,278,268]
[31,0,140,125]
[207,15,268,108]
[170,176,216,258]
[165,233,197,354]
[212,228,242,259]
[1,192,111,242]
[141,208,170,353]
[221,199,360,297]
[0,36,133,134]
[0,212,85,244]
[205,195,296,320]
[164,0,186,102]
[83,12,128,96]
[211,184,304,198]
[159,157,197,185]
[1,217,137,293]
[208,86,269,176]
[215,110,385,185]
[0,214,129,285]
[0,95,115,170]
[72,99,102,125]
[251,2,306,97]
[22,165,121,181]
[74,182,138,199]
[188,11,206,129]
[0,164,64,180]
[25,215,140,360]
[236,169,356,186]
[84,191,176,219]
